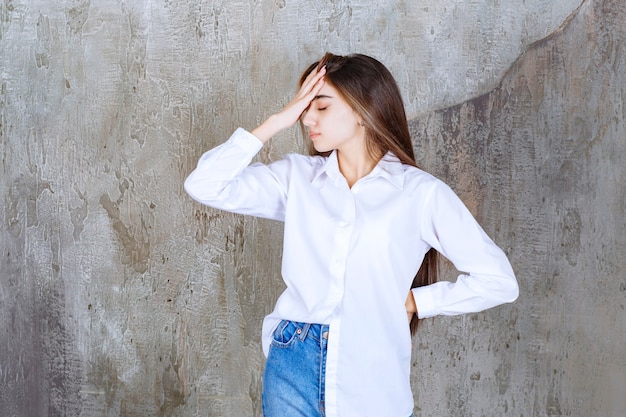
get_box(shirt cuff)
[231,127,264,153]
[411,286,437,318]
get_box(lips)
[309,132,320,140]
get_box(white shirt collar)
[312,150,406,189]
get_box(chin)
[313,143,333,153]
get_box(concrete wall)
[408,1,626,415]
[1,0,624,416]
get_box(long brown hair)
[299,53,438,335]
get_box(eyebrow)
[313,94,333,100]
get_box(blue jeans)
[261,320,414,417]
[262,321,330,417]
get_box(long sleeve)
[185,144,518,415]
[184,128,289,221]
[412,181,519,318]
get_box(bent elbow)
[183,174,201,202]
[183,174,198,200]
[502,273,520,303]
[183,172,219,204]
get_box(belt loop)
[297,322,311,341]
[321,324,330,345]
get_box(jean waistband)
[289,321,330,343]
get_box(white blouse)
[184,128,519,417]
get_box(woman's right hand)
[252,66,326,143]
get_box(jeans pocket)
[271,320,300,348]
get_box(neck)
[337,147,379,188]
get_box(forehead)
[315,83,345,102]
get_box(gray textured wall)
[1,0,624,416]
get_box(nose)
[302,108,315,127]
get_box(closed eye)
[317,106,328,111]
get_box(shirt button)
[322,331,329,339]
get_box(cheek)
[336,119,360,137]
[329,109,359,131]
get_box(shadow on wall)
[0,0,624,416]
[408,0,626,415]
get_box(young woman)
[184,53,519,417]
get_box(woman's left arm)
[411,180,519,319]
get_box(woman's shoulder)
[280,152,327,170]
[402,165,466,209]
[402,164,445,190]
[267,152,327,179]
